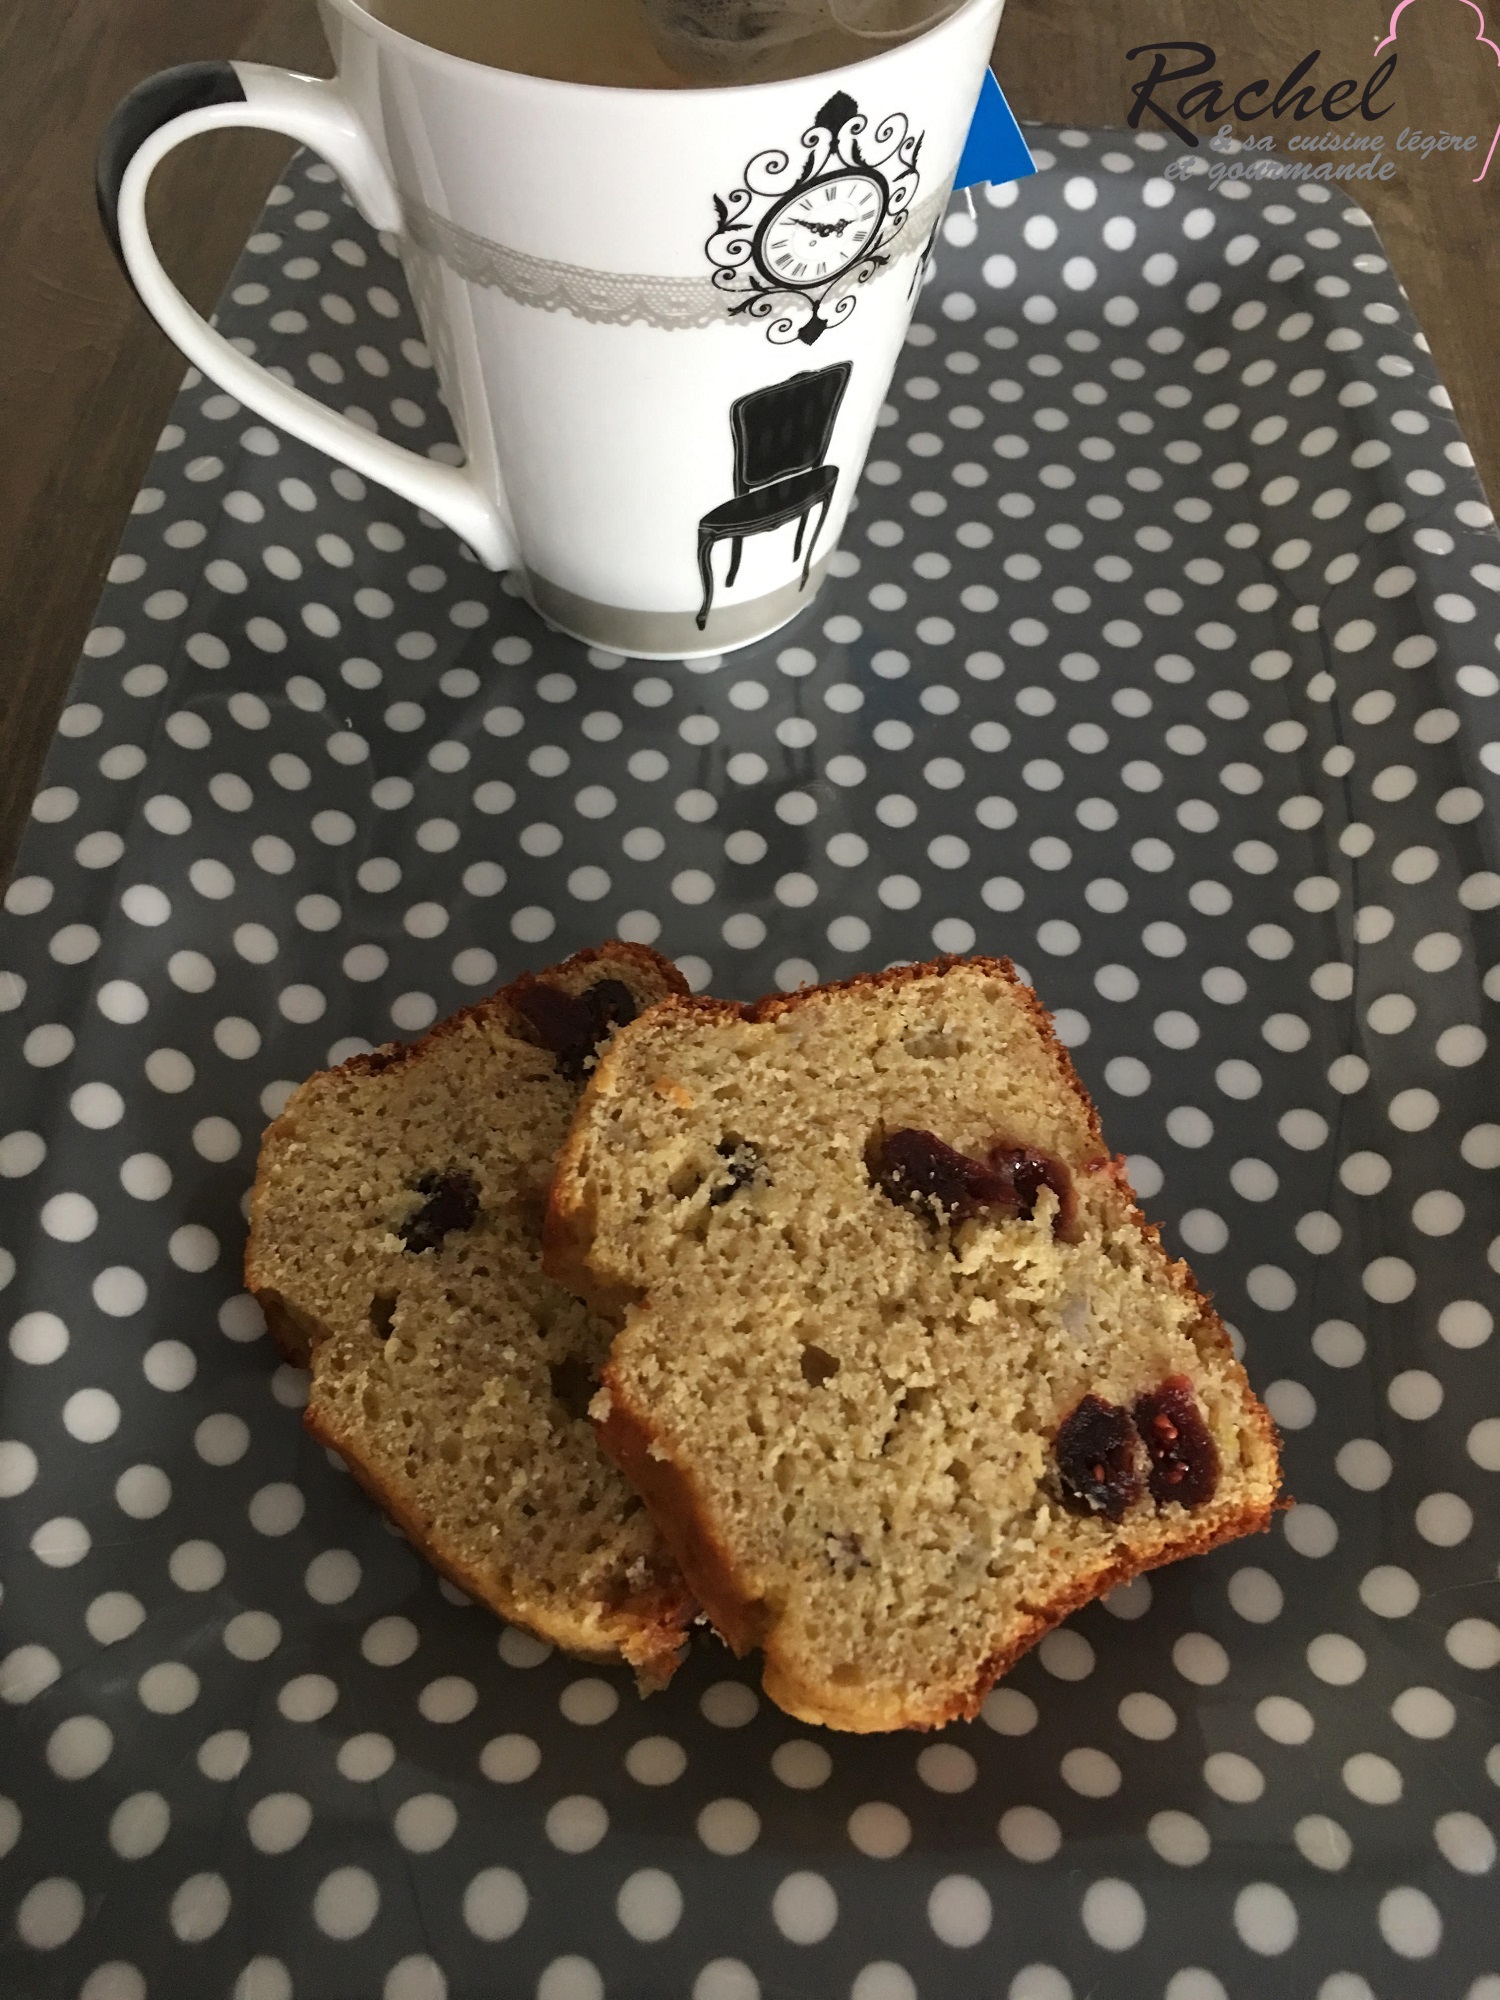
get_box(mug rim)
[318,0,1002,99]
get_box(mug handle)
[97,61,514,570]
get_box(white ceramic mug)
[99,0,1003,658]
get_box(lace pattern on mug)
[402,189,948,330]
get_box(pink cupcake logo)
[1375,0,1500,179]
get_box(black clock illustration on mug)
[753,169,889,289]
[707,91,922,345]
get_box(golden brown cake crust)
[597,1320,1279,1730]
[246,942,695,1685]
[548,954,1283,1730]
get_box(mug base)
[523,556,834,661]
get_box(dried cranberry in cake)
[868,1128,1012,1222]
[400,1169,480,1252]
[986,1141,1077,1239]
[869,1127,1074,1233]
[581,978,637,1038]
[1054,1394,1144,1522]
[1134,1375,1219,1509]
[512,978,638,1080]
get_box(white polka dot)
[139,1661,199,1713]
[71,1082,125,1128]
[1234,1883,1297,1953]
[993,1804,1059,1864]
[624,1735,686,1786]
[9,1311,69,1365]
[846,1800,911,1859]
[196,1729,251,1783]
[916,1743,976,1791]
[247,1793,312,1853]
[463,1866,528,1940]
[1378,1887,1442,1958]
[980,1686,1038,1735]
[1363,1256,1414,1302]
[194,1412,248,1464]
[922,1873,989,1946]
[497,1624,551,1669]
[697,1798,760,1855]
[86,1593,145,1646]
[1415,1491,1472,1545]
[123,1152,176,1192]
[239,1470,300,1530]
[95,1267,147,1317]
[848,1966,915,2000]
[170,1540,225,1592]
[383,1957,445,2000]
[121,883,170,926]
[394,1793,457,1852]
[1360,1564,1419,1618]
[1448,1624,1500,1672]
[773,1740,832,1789]
[1149,1809,1211,1865]
[225,1611,281,1661]
[1061,1747,1121,1797]
[0,1441,37,1497]
[1284,1504,1339,1556]
[1225,1566,1283,1622]
[1008,1970,1073,2000]
[537,1959,603,2000]
[330,1733,394,1784]
[698,1681,756,1728]
[546,1796,608,1852]
[1294,1814,1352,1871]
[1243,1234,1298,1292]
[1162,1975,1226,2000]
[419,1675,478,1722]
[63,1388,120,1442]
[1080,1878,1145,1950]
[616,1868,682,1942]
[1,1643,62,1702]
[1466,1416,1500,1472]
[1434,1810,1496,1875]
[1439,1299,1492,1348]
[47,1713,114,1782]
[1336,1438,1392,1490]
[1307,1633,1366,1684]
[298,1546,359,1603]
[559,1676,618,1725]
[1256,1696,1313,1745]
[1173,1633,1229,1685]
[33,1514,92,1564]
[17,1876,86,1948]
[1343,1752,1401,1805]
[313,1865,379,1938]
[41,1192,97,1241]
[168,1867,230,1939]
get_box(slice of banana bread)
[246,943,694,1682]
[546,956,1281,1729]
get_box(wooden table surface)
[2,0,1496,885]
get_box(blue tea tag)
[953,68,1035,192]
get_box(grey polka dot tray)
[3,124,1499,2000]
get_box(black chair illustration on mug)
[695,361,852,631]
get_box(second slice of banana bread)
[246,943,694,1682]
